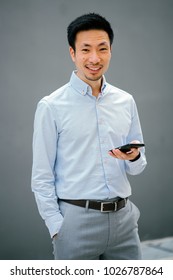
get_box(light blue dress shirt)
[31,71,147,237]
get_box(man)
[31,13,147,260]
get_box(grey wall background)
[0,0,173,259]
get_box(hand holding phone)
[110,143,145,154]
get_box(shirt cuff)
[45,212,64,238]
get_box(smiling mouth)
[86,65,102,72]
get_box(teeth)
[88,67,100,71]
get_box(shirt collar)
[69,71,107,96]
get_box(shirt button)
[98,119,104,124]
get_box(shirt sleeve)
[31,99,63,238]
[125,97,147,175]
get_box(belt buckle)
[101,201,117,212]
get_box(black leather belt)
[60,197,128,212]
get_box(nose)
[88,51,101,64]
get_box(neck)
[88,78,103,98]
[75,71,103,97]
[91,85,101,97]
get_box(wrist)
[129,152,141,162]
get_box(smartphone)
[110,143,145,153]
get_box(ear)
[69,47,75,62]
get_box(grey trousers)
[52,199,142,260]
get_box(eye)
[82,49,89,53]
[100,47,108,52]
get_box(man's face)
[69,29,112,86]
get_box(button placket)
[95,99,112,186]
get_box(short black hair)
[67,13,114,50]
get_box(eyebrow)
[81,42,109,47]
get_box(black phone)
[110,143,145,153]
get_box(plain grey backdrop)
[0,0,173,259]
